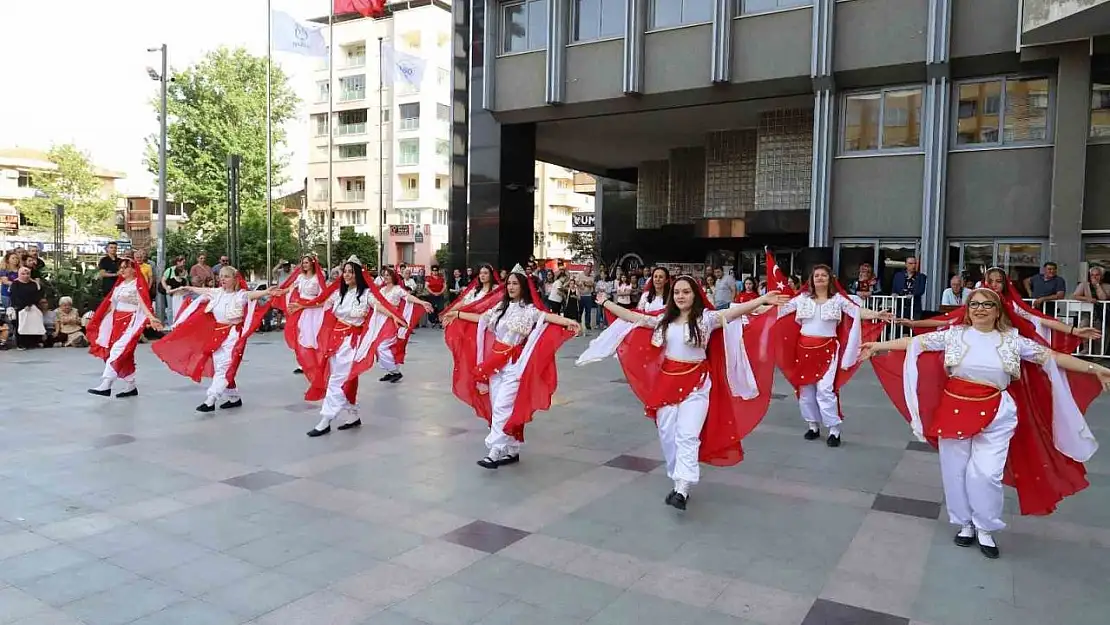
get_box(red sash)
[474,340,524,385]
[644,358,709,418]
[323,322,360,359]
[789,335,837,388]
[930,377,1004,440]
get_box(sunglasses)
[968,301,998,310]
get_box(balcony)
[339,89,366,103]
[336,123,367,137]
[1022,0,1110,46]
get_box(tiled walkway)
[2,329,1109,625]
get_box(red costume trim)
[930,378,1002,439]
[443,285,505,419]
[643,358,709,418]
[88,269,154,366]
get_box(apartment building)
[533,162,596,260]
[448,0,1110,307]
[307,0,452,270]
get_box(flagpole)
[326,1,335,272]
[265,0,273,286]
[377,35,384,270]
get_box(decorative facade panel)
[704,130,757,218]
[636,159,669,229]
[755,109,814,212]
[666,146,706,225]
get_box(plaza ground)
[2,329,1109,625]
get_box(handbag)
[17,306,46,335]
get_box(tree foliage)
[332,227,379,272]
[434,243,450,268]
[566,232,601,264]
[16,144,118,236]
[163,211,299,278]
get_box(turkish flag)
[334,0,386,18]
[765,248,795,296]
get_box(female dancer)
[862,287,1109,558]
[444,263,501,313]
[294,257,409,436]
[152,266,274,412]
[898,267,1101,349]
[271,255,329,375]
[578,277,787,509]
[443,263,504,414]
[375,267,433,383]
[87,258,163,398]
[775,265,892,447]
[637,266,672,312]
[441,268,580,469]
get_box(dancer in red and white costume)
[443,263,504,413]
[271,255,329,375]
[863,287,1109,558]
[87,258,164,398]
[636,266,671,312]
[152,266,274,412]
[774,261,892,447]
[374,267,433,384]
[443,263,501,314]
[442,268,580,469]
[577,276,786,509]
[295,257,409,436]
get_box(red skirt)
[644,358,708,418]
[930,378,1003,440]
[789,335,837,388]
[97,311,141,379]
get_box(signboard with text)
[571,212,595,232]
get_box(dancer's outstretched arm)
[719,291,789,323]
[595,292,646,324]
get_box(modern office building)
[449,0,1110,306]
[308,0,453,270]
[533,162,596,260]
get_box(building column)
[1048,41,1091,282]
[808,0,835,247]
[710,0,732,83]
[919,0,952,310]
[546,0,569,104]
[623,0,645,94]
[448,0,475,270]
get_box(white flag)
[271,10,327,58]
[381,44,426,88]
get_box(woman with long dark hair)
[637,266,671,312]
[271,255,329,375]
[443,263,505,410]
[442,267,580,468]
[775,264,892,447]
[863,287,1109,558]
[375,266,433,383]
[87,258,163,397]
[578,276,787,509]
[292,257,408,436]
[734,277,760,304]
[443,263,501,313]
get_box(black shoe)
[87,388,111,397]
[804,428,820,441]
[196,403,215,413]
[115,388,138,398]
[219,399,243,410]
[337,419,362,431]
[668,492,688,511]
[477,455,499,469]
[498,454,520,467]
[293,368,303,374]
[826,434,841,448]
[379,372,399,382]
[664,490,677,506]
[389,372,403,384]
[307,425,331,437]
[954,532,976,548]
[978,539,1000,559]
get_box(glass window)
[836,242,876,286]
[313,114,329,136]
[339,75,366,102]
[433,209,449,225]
[316,81,330,103]
[1085,242,1110,272]
[955,77,1050,147]
[572,0,624,42]
[736,0,811,15]
[399,103,420,131]
[997,242,1043,293]
[313,178,328,201]
[947,241,1044,293]
[649,0,713,29]
[502,0,548,54]
[1091,61,1110,139]
[399,139,420,165]
[437,103,450,121]
[381,108,391,123]
[841,87,923,153]
[877,242,918,293]
[338,144,367,159]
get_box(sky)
[0,0,327,197]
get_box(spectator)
[941,273,971,306]
[1024,261,1067,311]
[9,267,43,350]
[594,269,613,329]
[133,249,154,286]
[190,252,214,287]
[577,262,596,331]
[39,298,56,345]
[712,266,736,310]
[53,296,87,347]
[212,254,229,275]
[1072,266,1109,348]
[425,265,446,327]
[892,256,927,318]
[849,263,880,300]
[98,242,121,295]
[25,244,46,279]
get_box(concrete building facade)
[449,0,1110,306]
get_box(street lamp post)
[148,44,168,317]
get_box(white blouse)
[638,291,666,312]
[917,326,1050,388]
[779,293,854,338]
[328,289,371,326]
[295,273,322,299]
[643,309,724,361]
[379,284,405,306]
[463,286,494,306]
[481,302,544,346]
[203,289,249,325]
[112,280,141,312]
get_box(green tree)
[333,227,379,271]
[16,144,118,236]
[434,243,450,268]
[145,46,298,236]
[566,232,601,263]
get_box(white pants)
[485,361,524,458]
[656,378,712,485]
[320,339,358,420]
[205,327,241,404]
[938,394,1018,532]
[799,345,841,430]
[377,337,399,373]
[101,332,137,384]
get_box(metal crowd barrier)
[863,295,916,342]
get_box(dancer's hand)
[895,318,915,327]
[441,310,458,324]
[595,292,609,305]
[1098,370,1110,392]
[420,300,434,313]
[567,321,582,336]
[288,302,302,313]
[1074,326,1102,340]
[759,290,789,307]
[149,318,165,331]
[859,342,879,361]
[876,311,895,322]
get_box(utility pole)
[147,44,169,317]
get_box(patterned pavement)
[1,328,1109,625]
